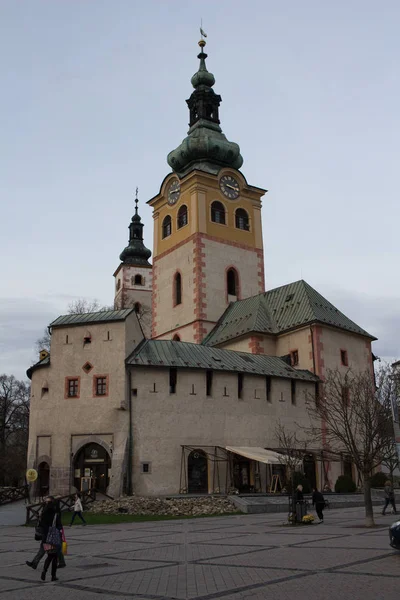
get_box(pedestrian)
[294,484,305,522]
[70,493,87,526]
[312,487,326,523]
[26,496,66,571]
[382,480,397,515]
[294,484,304,502]
[32,496,62,582]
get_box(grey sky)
[1,1,399,379]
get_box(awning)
[226,446,286,465]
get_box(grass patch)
[60,511,240,526]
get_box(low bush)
[334,475,357,493]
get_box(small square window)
[340,350,348,366]
[140,462,151,474]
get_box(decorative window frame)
[64,376,81,399]
[93,374,109,398]
[210,200,228,226]
[162,215,172,239]
[234,207,251,231]
[177,204,189,230]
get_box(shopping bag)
[46,515,61,548]
[62,541,68,555]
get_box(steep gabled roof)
[126,339,318,382]
[49,309,134,329]
[202,280,376,347]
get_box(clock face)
[219,175,240,199]
[167,179,181,205]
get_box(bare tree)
[67,299,113,314]
[274,420,306,482]
[0,375,30,486]
[305,366,394,527]
[33,298,115,358]
[381,438,400,483]
[35,328,51,354]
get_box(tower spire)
[119,190,152,266]
[167,36,243,177]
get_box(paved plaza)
[0,506,399,599]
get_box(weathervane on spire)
[134,187,139,214]
[199,20,207,48]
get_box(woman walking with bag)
[40,497,62,582]
[70,493,87,526]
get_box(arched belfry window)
[227,268,239,297]
[162,215,172,239]
[211,201,226,225]
[134,274,143,285]
[177,205,188,229]
[235,208,250,231]
[174,272,182,306]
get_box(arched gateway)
[73,443,111,493]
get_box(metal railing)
[0,485,29,506]
[25,488,97,525]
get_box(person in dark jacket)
[26,496,65,571]
[39,496,62,582]
[312,487,325,523]
[382,480,397,515]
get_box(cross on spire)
[135,187,139,214]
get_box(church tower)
[114,193,152,336]
[148,39,266,343]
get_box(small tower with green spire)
[114,190,152,336]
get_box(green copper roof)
[27,354,50,380]
[127,339,318,382]
[202,280,376,346]
[119,195,152,266]
[50,308,134,328]
[167,41,243,177]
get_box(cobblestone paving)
[0,507,399,599]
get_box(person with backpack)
[312,487,326,523]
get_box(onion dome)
[119,192,152,266]
[167,39,243,177]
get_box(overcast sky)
[1,0,399,379]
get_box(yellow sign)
[26,469,38,483]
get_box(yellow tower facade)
[148,40,266,342]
